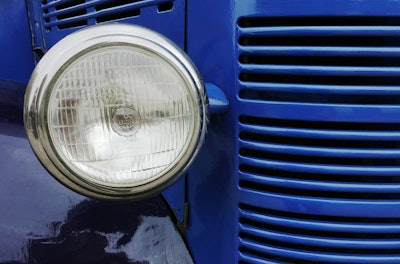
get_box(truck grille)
[41,0,173,30]
[34,0,183,56]
[237,16,400,263]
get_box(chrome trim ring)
[24,24,208,201]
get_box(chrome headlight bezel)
[24,24,207,201]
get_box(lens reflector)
[48,45,197,186]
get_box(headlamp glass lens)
[47,45,196,187]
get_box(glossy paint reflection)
[0,79,192,264]
[26,199,192,264]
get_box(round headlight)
[24,24,207,200]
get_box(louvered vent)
[237,16,400,263]
[41,0,174,31]
[239,203,400,263]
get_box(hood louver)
[41,0,174,31]
[237,16,400,263]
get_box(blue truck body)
[2,0,400,263]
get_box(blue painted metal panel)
[206,82,229,114]
[185,0,239,263]
[186,0,400,263]
[0,1,34,83]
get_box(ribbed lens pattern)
[48,45,194,187]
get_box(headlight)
[24,24,207,201]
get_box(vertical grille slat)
[237,15,400,263]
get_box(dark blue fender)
[0,1,191,263]
[0,79,192,264]
[0,0,34,83]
